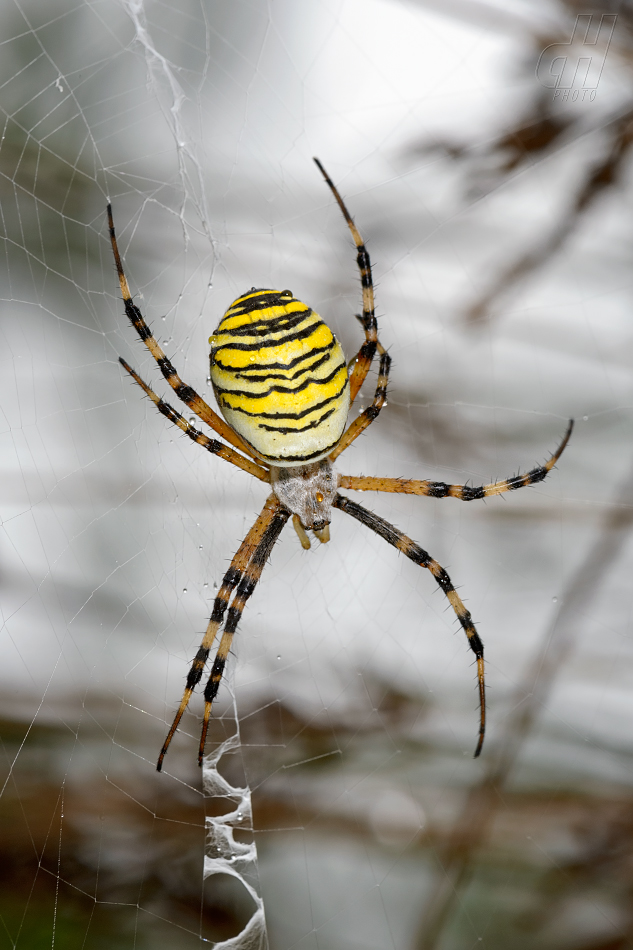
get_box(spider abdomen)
[209,289,350,465]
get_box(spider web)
[2,0,633,948]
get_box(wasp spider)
[109,160,573,771]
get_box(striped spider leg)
[108,205,258,460]
[338,420,574,499]
[330,337,390,462]
[333,494,487,755]
[157,495,289,771]
[313,158,377,406]
[311,162,392,460]
[333,422,573,756]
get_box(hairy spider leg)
[334,493,486,757]
[119,358,270,482]
[329,342,391,462]
[339,420,574,498]
[198,502,290,765]
[313,159,378,405]
[157,494,286,771]
[108,204,257,459]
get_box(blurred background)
[2,0,633,947]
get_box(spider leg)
[198,502,290,766]
[313,159,378,406]
[108,204,257,459]
[334,493,486,757]
[120,357,270,482]
[339,420,574,498]
[157,493,288,771]
[329,341,391,462]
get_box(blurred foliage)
[406,0,633,328]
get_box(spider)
[108,159,573,772]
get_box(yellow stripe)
[220,368,347,419]
[212,323,331,371]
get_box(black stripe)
[460,485,486,501]
[223,567,241,589]
[204,658,226,702]
[358,340,377,362]
[357,313,377,333]
[226,291,299,313]
[469,631,484,658]
[125,301,152,340]
[210,596,230,623]
[223,381,347,420]
[506,474,529,490]
[234,351,333,382]
[258,406,336,434]
[214,342,335,376]
[356,247,372,288]
[157,357,176,379]
[186,647,210,689]
[221,309,312,338]
[257,435,342,462]
[425,482,486,500]
[236,359,328,383]
[234,576,257,601]
[524,466,547,485]
[174,382,198,403]
[433,567,453,594]
[212,320,327,353]
[214,360,346,401]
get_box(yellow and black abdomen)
[209,289,350,466]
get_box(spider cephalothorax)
[270,460,337,544]
[109,158,573,772]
